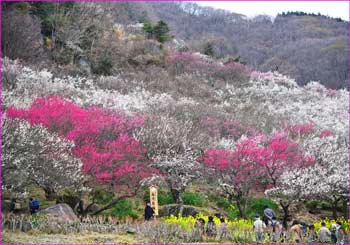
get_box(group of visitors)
[194,216,229,241]
[144,203,348,243]
[253,206,348,244]
[316,221,347,244]
[253,206,283,243]
[144,203,230,241]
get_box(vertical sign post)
[149,185,158,216]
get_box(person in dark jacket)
[10,198,16,213]
[144,203,154,221]
[206,216,217,238]
[29,197,40,215]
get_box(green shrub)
[306,200,320,210]
[213,196,231,209]
[227,205,240,220]
[213,196,278,219]
[320,201,331,210]
[143,20,170,44]
[30,212,48,228]
[159,193,174,205]
[182,192,203,207]
[90,186,113,205]
[111,199,138,219]
[92,56,113,75]
[248,197,278,219]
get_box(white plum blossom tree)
[136,112,208,214]
[2,117,85,200]
[218,71,348,137]
[266,133,349,219]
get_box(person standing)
[253,214,266,243]
[10,198,16,214]
[144,203,154,221]
[335,221,347,244]
[29,197,40,215]
[307,224,317,244]
[263,206,276,226]
[194,218,205,241]
[318,222,331,243]
[291,220,303,243]
[205,216,217,238]
[331,224,337,243]
[219,217,229,241]
[270,216,282,242]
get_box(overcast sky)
[196,1,349,21]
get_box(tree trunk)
[171,188,184,215]
[236,199,247,219]
[331,199,339,220]
[92,194,135,215]
[81,201,96,217]
[343,198,349,219]
[280,200,290,229]
[43,186,57,201]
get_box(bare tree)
[2,10,46,62]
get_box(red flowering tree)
[200,137,263,218]
[6,96,153,214]
[200,132,314,218]
[257,132,315,188]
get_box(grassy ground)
[2,231,142,244]
[2,231,249,244]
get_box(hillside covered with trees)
[106,2,349,89]
[2,2,349,244]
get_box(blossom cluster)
[2,117,84,194]
[6,96,152,191]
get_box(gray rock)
[159,204,199,217]
[78,57,91,75]
[126,226,136,234]
[40,203,78,223]
[21,221,33,232]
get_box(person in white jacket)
[318,222,331,243]
[253,214,266,243]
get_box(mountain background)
[111,2,348,89]
[2,2,348,89]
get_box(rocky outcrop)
[159,204,199,217]
[40,203,78,223]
